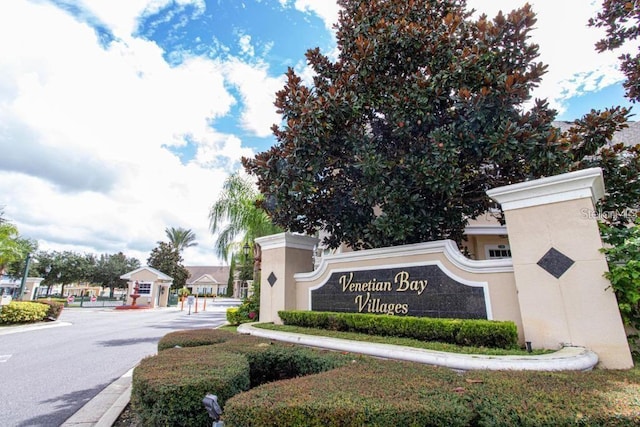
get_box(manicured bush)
[455,319,518,349]
[223,359,475,427]
[242,344,352,388]
[36,300,64,320]
[131,346,250,427]
[0,301,49,324]
[158,328,237,351]
[278,310,518,349]
[226,307,243,325]
[132,328,640,427]
[134,329,352,426]
[223,358,640,427]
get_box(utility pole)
[17,253,32,301]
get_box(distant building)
[185,266,230,296]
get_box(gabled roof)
[120,266,173,281]
[553,121,640,147]
[185,266,229,285]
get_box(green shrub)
[134,329,352,426]
[36,300,64,320]
[158,328,237,351]
[131,347,250,427]
[456,319,518,349]
[0,301,49,324]
[223,359,474,427]
[243,345,352,388]
[224,358,640,427]
[278,310,518,349]
[226,307,242,325]
[131,328,640,427]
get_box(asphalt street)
[0,301,234,427]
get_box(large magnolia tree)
[243,0,638,250]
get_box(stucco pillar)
[487,168,633,369]
[255,233,318,324]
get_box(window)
[485,245,512,259]
[137,282,152,295]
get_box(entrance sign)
[311,263,489,319]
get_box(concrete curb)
[0,321,72,336]
[237,323,599,371]
[61,368,133,427]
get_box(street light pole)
[242,243,250,298]
[17,253,32,301]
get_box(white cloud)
[224,58,286,137]
[467,0,630,115]
[292,0,341,32]
[238,33,255,58]
[0,0,242,265]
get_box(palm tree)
[165,227,198,252]
[209,173,281,262]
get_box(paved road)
[0,301,236,427]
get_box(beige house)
[185,266,229,296]
[120,266,173,308]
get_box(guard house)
[120,266,173,308]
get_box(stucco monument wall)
[257,168,633,369]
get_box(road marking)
[0,354,12,363]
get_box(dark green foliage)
[225,281,260,325]
[278,310,518,349]
[131,347,250,427]
[589,0,640,102]
[91,252,140,298]
[242,0,639,252]
[157,328,238,352]
[243,345,351,388]
[600,219,640,357]
[133,329,351,426]
[224,359,640,427]
[147,242,190,290]
[132,328,640,427]
[224,360,474,427]
[455,319,518,349]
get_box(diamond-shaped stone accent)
[267,272,277,287]
[537,248,575,279]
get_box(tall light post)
[242,242,250,298]
[17,253,32,301]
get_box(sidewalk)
[60,369,133,427]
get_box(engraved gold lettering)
[394,271,428,295]
[340,272,392,293]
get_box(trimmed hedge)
[278,310,518,349]
[36,300,64,320]
[224,359,473,427]
[131,328,640,427]
[134,329,353,426]
[224,358,640,427]
[132,346,251,427]
[157,328,238,351]
[0,301,50,324]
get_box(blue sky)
[0,0,636,266]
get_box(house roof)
[553,120,640,147]
[120,266,173,281]
[185,266,230,285]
